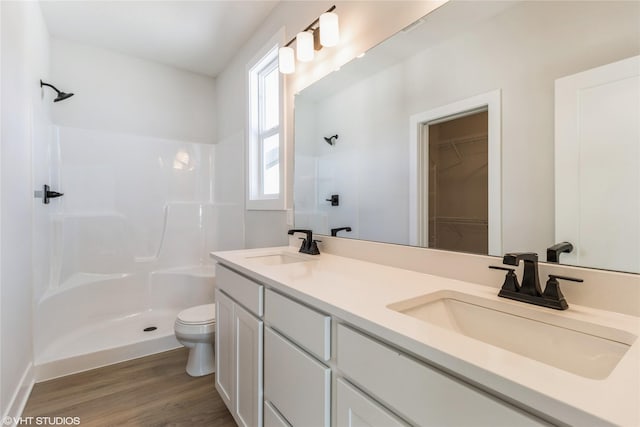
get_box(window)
[247,32,286,210]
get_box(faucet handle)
[547,274,583,283]
[542,274,583,310]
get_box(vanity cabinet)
[264,289,331,427]
[215,266,264,427]
[337,324,547,427]
[214,261,550,427]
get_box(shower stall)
[32,125,230,380]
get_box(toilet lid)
[177,304,216,325]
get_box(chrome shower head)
[40,80,74,102]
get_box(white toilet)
[174,303,216,377]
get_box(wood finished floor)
[23,348,236,427]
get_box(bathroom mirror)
[293,0,640,273]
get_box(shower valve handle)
[39,184,64,204]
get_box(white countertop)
[211,246,640,426]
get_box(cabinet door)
[264,401,292,427]
[336,378,408,427]
[215,289,234,409]
[265,327,330,427]
[235,303,264,427]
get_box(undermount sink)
[388,290,636,379]
[245,252,310,266]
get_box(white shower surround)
[34,266,214,381]
[32,126,227,380]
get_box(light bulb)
[296,31,314,62]
[278,47,295,74]
[319,12,339,47]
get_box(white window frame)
[246,29,287,210]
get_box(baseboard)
[2,363,35,427]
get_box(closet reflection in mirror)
[427,111,488,255]
[293,0,640,273]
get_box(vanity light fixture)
[319,11,339,47]
[296,31,315,62]
[278,5,339,75]
[278,46,295,74]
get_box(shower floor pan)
[34,309,181,381]
[34,266,215,381]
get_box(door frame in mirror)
[409,89,502,255]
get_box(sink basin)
[388,290,636,379]
[245,252,310,266]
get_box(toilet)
[174,303,216,377]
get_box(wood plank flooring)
[23,348,236,427]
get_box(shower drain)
[143,326,157,332]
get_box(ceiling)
[39,1,280,78]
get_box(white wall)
[51,39,217,144]
[294,1,640,256]
[214,0,445,248]
[1,0,51,418]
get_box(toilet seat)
[176,304,216,326]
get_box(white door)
[234,303,263,427]
[555,55,640,273]
[215,289,234,409]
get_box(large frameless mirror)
[293,1,640,273]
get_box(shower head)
[54,91,74,102]
[40,80,74,102]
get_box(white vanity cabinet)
[215,265,264,427]
[214,260,550,427]
[337,324,548,427]
[264,289,331,427]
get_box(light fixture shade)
[278,47,295,74]
[319,12,339,47]
[296,31,314,62]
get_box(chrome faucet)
[490,252,583,310]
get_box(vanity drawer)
[265,289,331,361]
[336,378,408,427]
[337,324,545,427]
[265,327,330,427]
[216,264,263,317]
[264,400,291,427]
